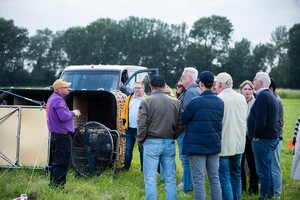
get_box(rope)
[0,89,46,107]
[15,107,49,193]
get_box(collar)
[255,87,269,96]
[133,93,145,99]
[219,87,233,94]
[151,88,167,95]
[185,83,199,90]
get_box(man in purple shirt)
[46,79,81,187]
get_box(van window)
[126,71,151,94]
[62,71,120,91]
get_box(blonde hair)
[165,85,175,98]
[134,81,144,87]
[239,80,254,93]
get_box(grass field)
[1,98,300,200]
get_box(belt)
[51,132,69,134]
[128,127,137,129]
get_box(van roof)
[63,65,148,71]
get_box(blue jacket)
[182,90,224,155]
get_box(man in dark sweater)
[247,72,279,199]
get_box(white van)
[60,65,159,94]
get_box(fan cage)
[71,121,116,176]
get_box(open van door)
[123,68,159,94]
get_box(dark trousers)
[49,133,71,186]
[124,127,143,171]
[241,136,259,194]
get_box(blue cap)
[196,71,214,85]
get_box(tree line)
[0,16,299,88]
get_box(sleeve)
[253,96,267,138]
[277,99,284,137]
[182,99,195,125]
[122,96,129,120]
[54,100,74,122]
[174,102,185,139]
[122,96,130,127]
[182,91,198,110]
[294,117,300,140]
[137,100,148,144]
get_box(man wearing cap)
[182,71,224,200]
[46,79,81,187]
[248,72,279,199]
[177,67,201,194]
[214,72,247,200]
[137,75,182,200]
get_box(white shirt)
[128,95,145,128]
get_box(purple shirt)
[46,92,75,133]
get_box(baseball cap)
[52,79,71,90]
[215,72,233,85]
[196,71,214,85]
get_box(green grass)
[1,98,300,200]
[277,89,300,99]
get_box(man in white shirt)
[122,82,147,171]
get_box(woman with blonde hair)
[239,80,258,195]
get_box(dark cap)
[150,75,166,87]
[196,71,214,85]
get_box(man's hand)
[72,109,81,117]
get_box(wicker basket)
[112,91,127,166]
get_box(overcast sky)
[1,0,300,45]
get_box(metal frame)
[0,105,49,169]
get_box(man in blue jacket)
[182,71,224,200]
[248,72,279,199]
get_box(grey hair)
[256,72,271,88]
[222,82,233,89]
[184,67,198,82]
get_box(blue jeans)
[219,154,242,200]
[252,139,279,199]
[143,139,176,200]
[124,128,143,171]
[271,140,282,197]
[177,132,193,193]
[189,154,221,200]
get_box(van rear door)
[123,68,159,94]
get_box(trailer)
[0,65,158,176]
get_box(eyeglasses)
[134,86,143,89]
